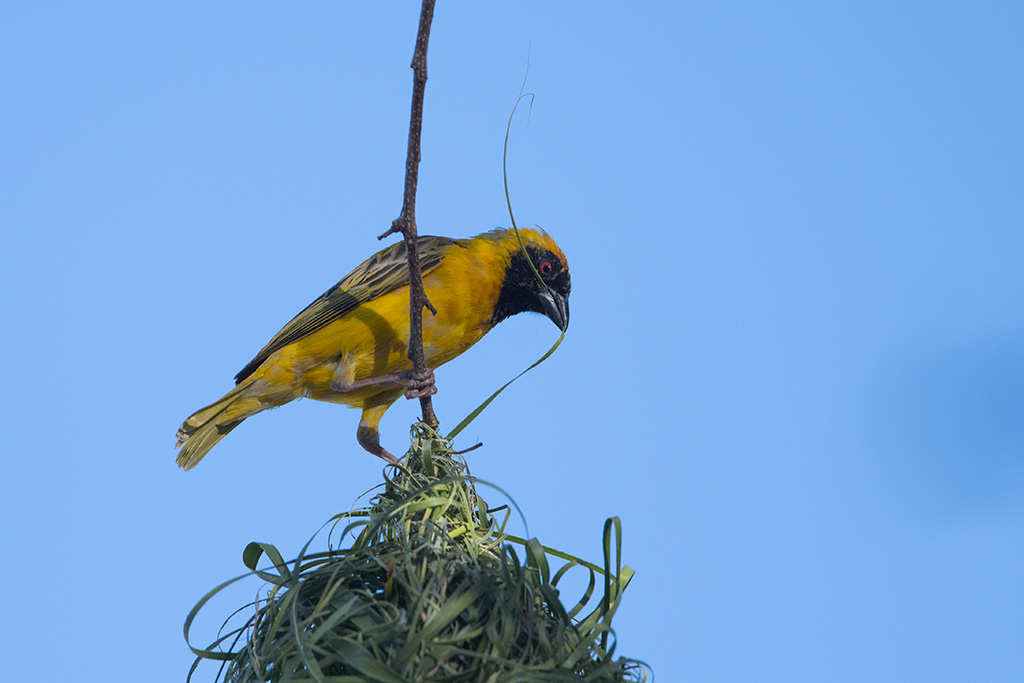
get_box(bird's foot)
[404,367,437,399]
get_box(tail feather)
[175,383,268,470]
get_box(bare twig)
[378,0,439,427]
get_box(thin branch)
[378,0,439,427]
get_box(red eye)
[540,261,553,276]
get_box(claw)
[404,368,437,399]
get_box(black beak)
[537,289,569,331]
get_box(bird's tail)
[175,381,269,470]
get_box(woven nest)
[186,426,648,682]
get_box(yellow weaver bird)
[175,228,570,469]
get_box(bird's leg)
[332,368,437,400]
[331,372,403,392]
[356,424,398,463]
[356,400,399,464]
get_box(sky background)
[2,2,1022,681]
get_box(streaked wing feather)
[234,236,460,383]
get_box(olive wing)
[234,236,460,383]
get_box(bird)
[175,228,570,470]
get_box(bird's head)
[490,229,571,331]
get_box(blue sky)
[2,2,1022,680]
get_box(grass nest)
[186,425,648,682]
